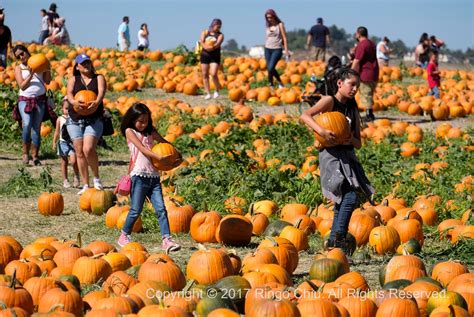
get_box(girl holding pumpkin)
[300,68,374,259]
[118,103,181,251]
[264,9,289,89]
[66,53,106,194]
[13,44,52,166]
[200,18,224,100]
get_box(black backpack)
[324,56,343,96]
[61,123,72,144]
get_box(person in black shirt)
[306,17,331,62]
[0,7,12,68]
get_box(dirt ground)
[0,88,472,292]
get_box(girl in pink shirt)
[118,103,181,251]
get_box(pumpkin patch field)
[0,44,473,316]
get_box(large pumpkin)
[151,143,182,171]
[186,246,234,285]
[38,192,64,216]
[313,111,351,147]
[71,255,112,285]
[73,90,98,116]
[215,215,253,247]
[27,54,50,73]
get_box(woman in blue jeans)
[300,68,374,260]
[13,45,51,165]
[264,9,289,89]
[117,103,181,252]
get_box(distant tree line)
[222,24,473,62]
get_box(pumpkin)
[247,297,299,317]
[37,282,83,316]
[126,280,172,306]
[309,258,346,283]
[369,225,401,255]
[73,90,98,116]
[151,143,182,171]
[0,236,23,260]
[53,245,87,270]
[215,215,253,247]
[257,237,299,274]
[431,260,469,287]
[375,298,420,316]
[27,54,50,73]
[79,188,99,213]
[38,192,64,216]
[71,255,113,285]
[430,305,470,317]
[138,258,186,291]
[90,190,116,216]
[167,202,195,234]
[4,259,41,285]
[0,271,34,314]
[313,111,351,147]
[426,290,468,315]
[0,242,17,273]
[102,270,137,295]
[23,274,58,309]
[338,296,378,317]
[213,275,251,307]
[186,245,234,285]
[279,219,309,251]
[92,295,136,314]
[102,252,132,273]
[105,205,129,228]
[190,209,222,243]
[195,288,239,317]
[242,249,278,272]
[253,200,278,217]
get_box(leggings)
[264,47,283,86]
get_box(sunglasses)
[15,51,26,59]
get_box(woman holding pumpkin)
[66,53,106,194]
[200,18,224,100]
[300,68,374,260]
[264,9,289,89]
[13,44,52,166]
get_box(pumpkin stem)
[9,269,17,289]
[197,243,207,251]
[40,270,49,278]
[305,279,321,292]
[48,304,65,313]
[294,218,304,229]
[248,203,254,216]
[54,281,69,292]
[183,279,196,293]
[0,302,7,310]
[264,236,278,247]
[77,232,82,248]
[382,199,389,207]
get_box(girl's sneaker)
[63,179,71,188]
[118,232,132,248]
[93,178,103,190]
[213,91,219,99]
[162,237,180,252]
[204,94,212,100]
[77,184,89,195]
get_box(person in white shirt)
[137,23,149,51]
[39,9,49,44]
[376,37,392,66]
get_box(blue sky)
[2,0,473,51]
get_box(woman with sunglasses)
[13,44,52,165]
[66,53,107,194]
[264,9,289,89]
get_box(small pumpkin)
[38,192,64,216]
[73,90,98,116]
[151,143,182,171]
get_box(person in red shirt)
[351,26,379,122]
[427,51,440,99]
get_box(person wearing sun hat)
[66,53,107,194]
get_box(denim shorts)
[66,117,103,140]
[58,141,75,157]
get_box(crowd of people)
[4,5,450,256]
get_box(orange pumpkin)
[150,143,182,171]
[37,192,64,216]
[313,112,351,147]
[27,54,50,73]
[73,90,98,116]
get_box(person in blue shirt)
[117,16,130,52]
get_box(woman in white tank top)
[264,9,289,89]
[137,23,149,51]
[13,44,51,165]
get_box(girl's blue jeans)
[264,47,283,86]
[19,100,45,147]
[122,175,171,238]
[329,181,358,242]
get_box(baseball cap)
[49,3,57,10]
[75,54,91,64]
[317,17,323,23]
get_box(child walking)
[300,68,374,259]
[118,102,181,251]
[52,98,80,188]
[427,51,441,99]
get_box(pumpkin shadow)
[99,160,129,167]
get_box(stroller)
[299,56,344,112]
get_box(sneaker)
[365,113,376,122]
[213,91,219,99]
[73,176,80,188]
[204,94,211,100]
[93,178,103,190]
[63,179,71,188]
[278,84,284,89]
[77,184,89,195]
[162,237,180,252]
[118,232,132,248]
